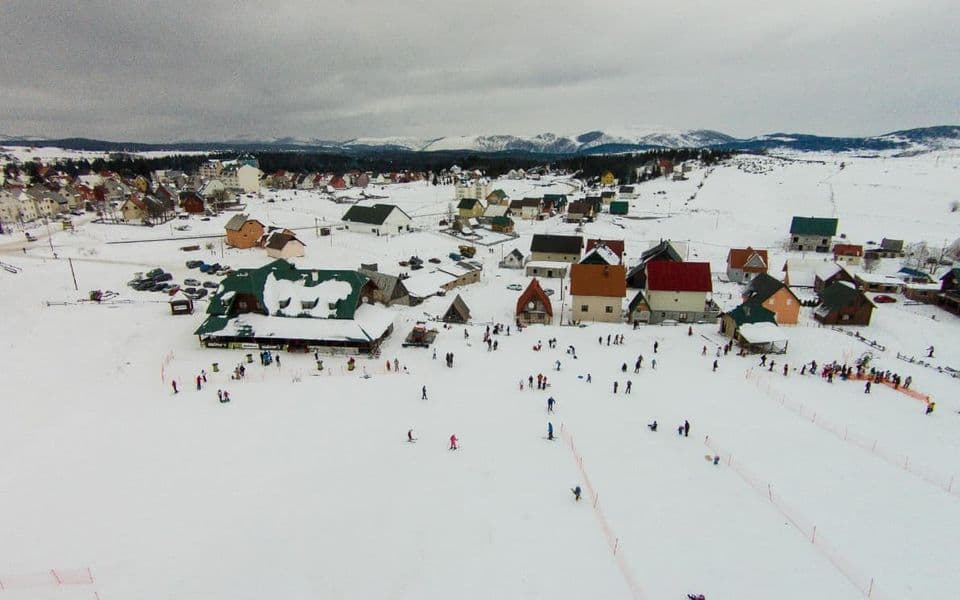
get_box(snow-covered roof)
[738,322,787,344]
[403,271,457,298]
[525,260,571,270]
[262,272,351,317]
[210,304,394,343]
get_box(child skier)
[572,486,582,501]
[449,434,459,450]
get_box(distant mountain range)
[2,126,959,156]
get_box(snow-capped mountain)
[2,126,959,155]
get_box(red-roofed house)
[328,175,347,190]
[832,243,864,266]
[516,278,553,325]
[644,261,717,324]
[585,239,625,263]
[570,264,627,323]
[726,247,768,283]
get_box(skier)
[925,401,935,414]
[555,360,561,371]
[572,486,582,501]
[275,354,281,367]
[528,375,534,389]
[625,380,632,394]
[621,362,627,373]
[702,345,707,356]
[217,389,223,402]
[927,346,935,358]
[687,326,692,336]
[408,429,415,442]
[783,364,788,376]
[201,369,207,383]
[864,381,871,394]
[613,381,619,394]
[651,358,657,370]
[432,348,437,360]
[196,375,202,391]
[654,341,659,353]
[712,359,718,372]
[684,420,690,437]
[222,390,230,403]
[449,434,459,450]
[760,354,767,366]
[171,380,178,394]
[647,420,657,432]
[547,397,555,413]
[586,373,592,383]
[422,385,428,400]
[547,422,554,440]
[607,334,611,346]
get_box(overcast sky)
[2,1,958,142]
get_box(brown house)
[179,191,205,214]
[224,214,265,249]
[813,282,875,326]
[813,263,855,293]
[516,278,553,325]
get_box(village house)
[499,248,526,269]
[224,214,265,249]
[120,195,148,223]
[853,272,902,294]
[740,272,801,325]
[814,281,875,326]
[600,190,616,205]
[195,259,392,354]
[832,243,863,265]
[179,191,205,214]
[489,216,515,234]
[441,294,471,324]
[585,239,625,264]
[625,239,685,289]
[455,179,491,201]
[529,234,583,263]
[570,263,627,323]
[789,216,838,252]
[457,197,485,219]
[600,171,617,186]
[813,262,855,293]
[516,278,553,325]
[565,200,594,223]
[903,282,941,303]
[263,232,306,259]
[865,238,905,260]
[482,204,510,221]
[644,261,717,325]
[360,268,413,306]
[520,198,543,220]
[525,261,569,279]
[542,194,568,212]
[938,267,960,315]
[579,244,621,266]
[485,189,508,205]
[341,203,412,235]
[895,267,934,284]
[658,159,674,176]
[726,247,769,283]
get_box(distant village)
[2,151,958,358]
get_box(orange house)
[224,214,265,249]
[741,272,800,325]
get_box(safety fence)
[0,567,94,591]
[703,435,887,599]
[745,369,959,499]
[559,423,647,600]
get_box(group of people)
[600,334,627,346]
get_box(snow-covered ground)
[1,151,959,599]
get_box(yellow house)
[457,197,485,219]
[600,171,616,186]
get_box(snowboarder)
[647,420,657,432]
[171,380,178,394]
[684,420,690,437]
[422,385,428,400]
[547,397,555,413]
[449,434,459,450]
[547,422,554,440]
[408,429,415,442]
[927,346,935,358]
[572,486,582,501]
[687,594,706,600]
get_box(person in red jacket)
[449,434,458,450]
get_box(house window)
[841,314,850,321]
[278,298,290,309]
[786,299,792,305]
[679,312,688,321]
[580,305,588,312]
[793,236,799,243]
[301,299,318,310]
[605,306,613,313]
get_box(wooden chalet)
[516,278,553,325]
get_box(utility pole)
[68,257,78,291]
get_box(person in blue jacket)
[547,422,554,440]
[572,486,582,501]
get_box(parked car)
[874,295,897,303]
[506,283,523,291]
[70,209,84,216]
[184,278,201,287]
[133,280,155,291]
[202,281,219,289]
[145,268,164,278]
[429,258,442,264]
[190,288,208,299]
[185,260,204,269]
[544,288,555,296]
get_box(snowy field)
[1,151,959,599]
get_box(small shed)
[169,291,194,315]
[737,322,788,354]
[442,294,471,324]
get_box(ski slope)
[1,151,959,599]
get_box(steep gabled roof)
[531,234,582,255]
[442,294,471,323]
[520,197,542,208]
[457,198,480,210]
[818,281,874,314]
[567,200,592,214]
[224,213,249,231]
[580,245,620,265]
[832,244,863,257]
[640,240,683,263]
[790,216,838,237]
[744,272,797,305]
[516,278,553,317]
[880,238,904,252]
[263,232,304,250]
[646,261,712,293]
[727,247,768,270]
[570,264,627,297]
[586,239,625,260]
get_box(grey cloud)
[1,0,957,141]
